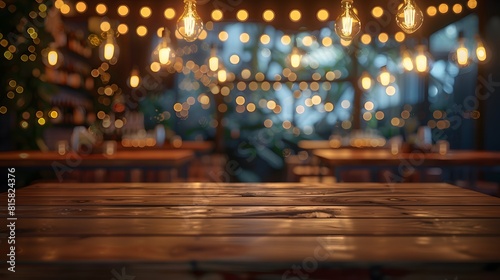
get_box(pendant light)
[176,0,204,42]
[396,0,424,34]
[334,0,361,41]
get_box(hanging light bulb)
[156,28,174,65]
[334,0,361,41]
[451,33,471,68]
[99,30,119,63]
[43,44,63,68]
[286,36,304,69]
[128,68,140,88]
[176,0,204,42]
[378,66,391,86]
[476,36,487,62]
[401,49,414,71]
[415,45,430,73]
[209,45,219,72]
[396,0,424,34]
[359,72,373,91]
[217,68,227,83]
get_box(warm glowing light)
[100,21,111,32]
[396,0,424,34]
[43,45,62,67]
[317,9,329,21]
[438,3,449,13]
[96,3,107,15]
[209,46,219,71]
[281,35,291,45]
[47,50,58,66]
[164,8,176,19]
[289,10,301,22]
[372,6,384,18]
[476,39,487,62]
[100,31,119,62]
[136,26,148,37]
[218,69,227,83]
[157,29,174,65]
[177,0,204,42]
[302,36,313,46]
[263,10,275,22]
[335,0,361,40]
[117,24,128,34]
[150,62,161,72]
[76,2,87,13]
[427,6,437,16]
[218,31,228,41]
[60,4,71,14]
[415,46,429,73]
[453,4,463,14]
[118,5,129,16]
[364,101,374,111]
[395,32,405,42]
[378,66,391,86]
[240,33,250,43]
[289,47,303,69]
[230,54,240,64]
[402,49,414,71]
[360,34,371,44]
[260,34,271,45]
[129,68,140,88]
[211,9,223,21]
[386,86,396,96]
[360,72,372,90]
[378,33,389,43]
[237,10,248,21]
[140,7,152,18]
[467,0,477,9]
[456,41,469,67]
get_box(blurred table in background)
[313,149,500,190]
[0,149,195,182]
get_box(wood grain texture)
[1,182,499,279]
[3,236,500,262]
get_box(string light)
[209,45,219,72]
[476,36,488,62]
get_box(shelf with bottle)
[64,29,92,59]
[44,67,95,91]
[48,89,94,128]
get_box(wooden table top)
[0,149,195,168]
[314,149,500,166]
[1,182,499,279]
